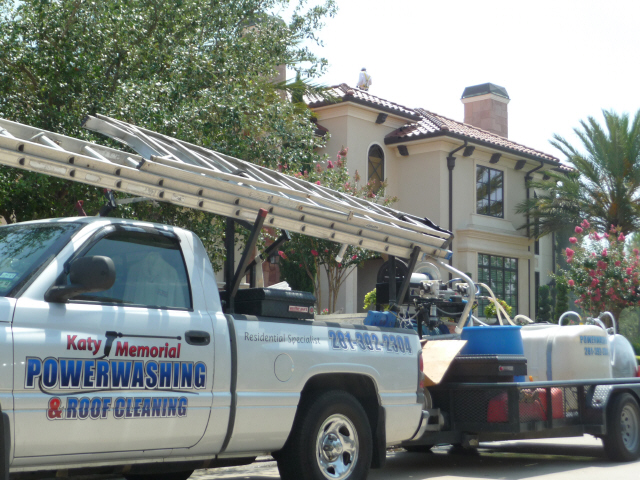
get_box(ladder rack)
[0,115,452,260]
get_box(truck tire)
[124,471,193,480]
[277,390,372,480]
[602,392,640,462]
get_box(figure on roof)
[357,68,372,91]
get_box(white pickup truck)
[0,216,424,480]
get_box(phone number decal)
[328,330,413,354]
[584,346,609,356]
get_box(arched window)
[367,145,384,193]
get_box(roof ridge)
[335,84,419,114]
[415,107,459,125]
[414,108,450,130]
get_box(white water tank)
[609,334,638,378]
[521,324,612,381]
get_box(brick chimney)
[461,83,510,138]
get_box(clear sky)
[295,0,640,162]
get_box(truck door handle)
[185,330,210,346]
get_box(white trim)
[456,228,532,259]
[461,93,510,105]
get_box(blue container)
[363,310,397,328]
[460,325,524,356]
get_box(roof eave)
[385,130,563,168]
[309,95,420,122]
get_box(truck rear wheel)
[277,390,372,480]
[602,392,640,462]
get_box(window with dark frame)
[367,145,384,193]
[476,165,504,217]
[477,253,518,316]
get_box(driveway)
[188,436,640,480]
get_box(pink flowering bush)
[564,220,640,318]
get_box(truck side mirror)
[45,256,116,303]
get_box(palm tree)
[517,109,640,236]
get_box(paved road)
[188,436,640,480]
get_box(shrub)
[562,221,640,318]
[538,285,552,321]
[484,298,512,318]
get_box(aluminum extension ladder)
[0,114,452,260]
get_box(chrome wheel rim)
[620,404,640,452]
[315,413,359,479]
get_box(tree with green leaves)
[626,232,640,256]
[0,0,336,268]
[517,109,640,237]
[554,274,569,322]
[537,285,552,322]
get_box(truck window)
[0,222,82,297]
[74,230,192,310]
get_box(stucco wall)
[537,234,555,284]
[311,103,555,318]
[314,104,406,188]
[452,152,536,317]
[392,148,445,224]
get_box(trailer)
[388,262,640,462]
[405,377,640,461]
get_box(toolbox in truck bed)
[233,288,316,319]
[443,354,527,383]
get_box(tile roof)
[308,84,568,169]
[306,83,420,121]
[386,108,563,165]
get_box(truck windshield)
[0,222,82,297]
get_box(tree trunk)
[608,306,623,333]
[315,277,322,315]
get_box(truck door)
[12,225,214,457]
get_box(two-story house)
[307,82,570,317]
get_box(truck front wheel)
[602,392,640,462]
[277,390,372,480]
